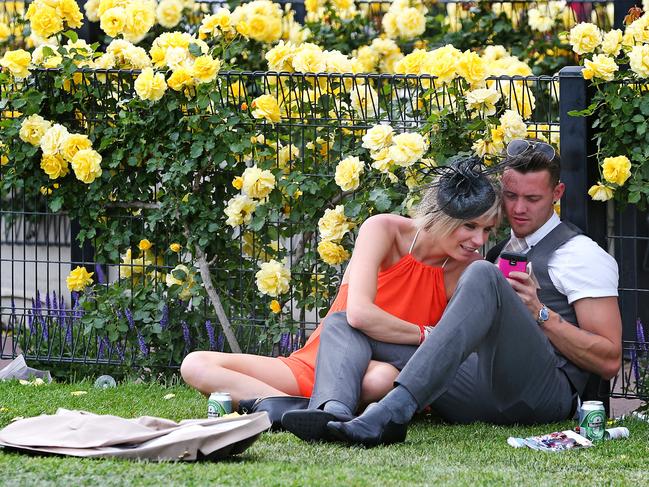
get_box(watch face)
[539,307,550,321]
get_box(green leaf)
[188,43,203,57]
[369,188,391,212]
[62,30,79,43]
[190,142,203,158]
[49,195,64,213]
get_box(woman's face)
[441,213,497,261]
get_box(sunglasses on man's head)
[506,139,556,161]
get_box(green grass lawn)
[0,380,648,486]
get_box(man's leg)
[328,261,575,445]
[283,311,416,441]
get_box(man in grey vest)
[283,140,622,446]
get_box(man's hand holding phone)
[498,252,543,316]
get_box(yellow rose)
[0,22,12,42]
[138,239,153,251]
[629,44,649,78]
[334,156,364,192]
[40,153,69,180]
[123,45,151,69]
[241,165,276,199]
[66,266,94,292]
[192,55,221,84]
[0,142,7,166]
[169,242,182,252]
[456,50,487,86]
[255,259,290,297]
[134,67,167,101]
[325,50,353,74]
[100,6,127,38]
[466,88,501,116]
[528,8,554,32]
[588,182,614,201]
[58,0,84,28]
[199,8,234,39]
[32,44,63,68]
[224,194,257,227]
[40,124,70,155]
[232,176,243,189]
[292,43,326,73]
[156,0,183,29]
[0,49,31,78]
[85,0,101,22]
[251,94,281,124]
[602,155,631,186]
[269,299,282,314]
[569,22,602,55]
[370,147,394,173]
[582,54,618,82]
[420,44,459,84]
[350,83,378,116]
[71,148,103,184]
[601,29,622,56]
[266,40,295,72]
[167,67,194,91]
[119,248,146,278]
[317,240,350,266]
[165,264,195,299]
[505,84,536,119]
[61,133,92,162]
[388,132,428,167]
[396,7,426,40]
[278,144,299,170]
[499,110,527,143]
[124,1,156,43]
[394,49,427,75]
[26,5,64,38]
[362,124,393,152]
[318,205,352,242]
[19,114,52,146]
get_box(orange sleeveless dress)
[278,253,448,396]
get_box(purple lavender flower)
[65,321,72,346]
[124,308,135,330]
[45,292,52,317]
[217,333,225,352]
[279,332,290,355]
[160,304,169,331]
[637,318,646,352]
[205,320,216,350]
[136,329,149,357]
[631,348,640,386]
[27,305,35,335]
[98,336,106,359]
[182,321,191,351]
[116,342,125,362]
[71,292,82,322]
[95,263,106,285]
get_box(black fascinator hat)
[433,155,496,220]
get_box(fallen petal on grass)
[70,391,88,396]
[0,407,8,412]
[10,416,23,422]
[19,380,31,386]
[163,393,175,400]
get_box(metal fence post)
[558,66,606,247]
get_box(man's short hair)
[505,143,561,187]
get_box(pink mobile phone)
[498,252,528,278]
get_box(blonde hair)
[412,178,502,240]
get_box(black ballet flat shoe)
[326,403,408,447]
[281,409,353,442]
[238,396,310,431]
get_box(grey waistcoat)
[486,221,592,395]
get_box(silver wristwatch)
[536,304,550,326]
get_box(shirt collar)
[509,212,560,249]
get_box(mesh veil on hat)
[433,155,496,220]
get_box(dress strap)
[441,257,449,269]
[408,228,422,254]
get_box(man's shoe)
[238,396,310,431]
[326,403,408,447]
[281,409,353,442]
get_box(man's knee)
[322,311,352,334]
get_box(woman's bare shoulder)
[360,213,413,231]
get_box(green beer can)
[578,400,606,441]
[208,392,233,418]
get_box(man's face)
[502,168,565,237]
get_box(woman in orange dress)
[180,157,501,409]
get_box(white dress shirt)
[509,212,619,304]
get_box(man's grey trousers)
[309,261,575,424]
